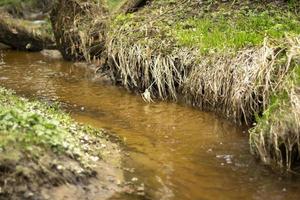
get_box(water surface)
[0,50,299,200]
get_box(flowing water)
[0,50,300,200]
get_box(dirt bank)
[0,87,124,200]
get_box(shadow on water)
[1,50,300,200]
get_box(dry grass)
[250,37,300,170]
[50,0,108,60]
[183,38,296,124]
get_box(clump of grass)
[249,44,300,170]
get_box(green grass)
[107,0,124,11]
[175,10,300,53]
[0,87,106,167]
[0,87,122,198]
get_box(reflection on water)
[0,50,300,200]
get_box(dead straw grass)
[50,0,108,60]
[249,37,300,170]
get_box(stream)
[0,50,300,200]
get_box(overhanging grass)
[250,64,300,169]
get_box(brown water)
[0,50,300,200]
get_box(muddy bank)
[0,87,124,200]
[50,0,300,170]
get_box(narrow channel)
[0,50,299,200]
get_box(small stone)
[137,183,144,192]
[116,180,122,185]
[80,107,85,111]
[131,177,138,182]
[282,188,287,192]
[137,191,145,196]
[90,156,99,162]
[56,165,63,170]
[26,43,32,49]
[24,191,34,198]
[108,177,115,183]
